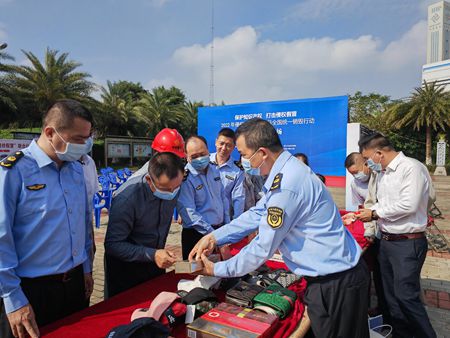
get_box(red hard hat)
[151,128,186,158]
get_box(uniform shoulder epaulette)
[0,151,24,169]
[270,173,283,191]
[234,160,244,171]
[183,169,190,181]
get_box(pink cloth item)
[131,291,180,322]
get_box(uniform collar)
[263,150,291,192]
[210,152,233,168]
[386,152,404,172]
[27,140,55,168]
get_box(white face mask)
[353,171,370,182]
[50,128,93,162]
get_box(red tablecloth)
[41,271,307,338]
[41,211,364,338]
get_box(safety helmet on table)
[151,128,186,158]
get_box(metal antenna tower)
[209,0,215,106]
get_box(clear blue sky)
[0,0,435,103]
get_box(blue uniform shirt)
[0,140,93,313]
[210,153,245,219]
[213,151,361,278]
[177,162,230,235]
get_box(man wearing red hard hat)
[128,128,186,179]
[104,128,186,298]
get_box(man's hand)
[84,273,94,299]
[365,236,375,244]
[188,234,217,261]
[356,209,373,222]
[7,303,39,338]
[197,253,215,276]
[155,249,177,269]
[342,212,357,225]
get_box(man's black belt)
[381,231,425,241]
[304,260,361,284]
[21,264,82,283]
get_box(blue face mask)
[366,158,382,173]
[354,171,370,182]
[149,175,180,201]
[241,149,264,176]
[191,155,210,171]
[52,129,93,162]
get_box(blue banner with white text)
[198,95,348,176]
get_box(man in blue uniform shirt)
[177,136,230,259]
[0,100,94,338]
[190,118,370,338]
[210,128,245,219]
[104,152,184,298]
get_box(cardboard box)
[175,254,221,274]
[186,302,278,338]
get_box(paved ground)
[91,176,450,336]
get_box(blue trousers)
[379,237,436,338]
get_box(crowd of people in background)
[0,99,437,338]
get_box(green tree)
[95,80,150,137]
[0,47,17,126]
[176,100,203,137]
[133,90,185,136]
[348,91,391,124]
[385,81,450,165]
[8,48,95,125]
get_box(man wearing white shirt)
[344,152,370,207]
[357,133,436,338]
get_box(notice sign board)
[198,96,348,176]
[107,143,130,158]
[436,141,446,166]
[0,139,32,159]
[133,143,152,158]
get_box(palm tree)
[133,90,184,136]
[385,81,450,165]
[176,100,203,137]
[0,47,16,110]
[8,48,95,122]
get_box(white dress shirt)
[81,154,99,211]
[351,178,369,206]
[371,152,432,234]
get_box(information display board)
[198,96,348,177]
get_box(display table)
[41,214,365,338]
[41,271,308,338]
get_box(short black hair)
[316,173,326,184]
[344,152,363,168]
[293,153,309,166]
[235,118,283,152]
[217,128,236,142]
[148,152,185,179]
[43,99,93,130]
[358,132,393,152]
[185,135,208,150]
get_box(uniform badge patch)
[0,151,24,169]
[183,170,190,181]
[267,206,284,229]
[196,184,203,190]
[214,177,221,181]
[234,160,244,171]
[26,184,46,191]
[225,174,235,181]
[270,173,283,191]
